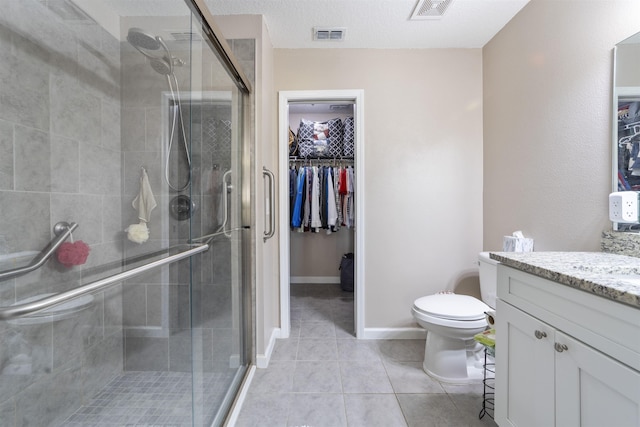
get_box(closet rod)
[289,157,354,164]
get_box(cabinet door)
[496,300,555,427]
[555,332,640,427]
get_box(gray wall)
[0,1,123,425]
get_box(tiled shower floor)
[60,370,234,427]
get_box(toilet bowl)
[411,252,498,384]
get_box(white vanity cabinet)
[495,265,640,427]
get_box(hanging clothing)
[326,168,338,231]
[311,167,322,230]
[321,167,329,229]
[291,167,305,228]
[289,167,297,221]
[289,163,355,233]
[303,167,311,230]
[334,167,342,230]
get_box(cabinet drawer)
[497,265,640,371]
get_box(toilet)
[411,252,498,383]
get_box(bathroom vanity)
[490,252,640,427]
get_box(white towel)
[132,169,157,223]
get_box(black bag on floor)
[339,253,354,292]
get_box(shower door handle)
[263,167,275,242]
[222,170,232,238]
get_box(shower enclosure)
[0,0,252,426]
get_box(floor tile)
[238,284,493,427]
[397,393,483,427]
[299,321,336,338]
[289,320,301,338]
[234,392,290,427]
[335,319,356,339]
[297,338,338,361]
[448,392,498,426]
[290,308,304,322]
[249,361,295,394]
[383,359,445,394]
[337,339,381,361]
[300,306,334,322]
[60,371,232,426]
[286,393,347,427]
[378,339,425,362]
[271,338,299,361]
[344,394,407,427]
[292,361,342,393]
[340,359,394,393]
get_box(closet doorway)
[278,90,365,339]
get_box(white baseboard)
[361,327,426,340]
[255,327,280,369]
[290,276,340,284]
[223,365,255,427]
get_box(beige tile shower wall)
[275,48,483,328]
[482,0,640,252]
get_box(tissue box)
[503,236,534,252]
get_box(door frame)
[278,89,365,339]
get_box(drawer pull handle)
[534,330,547,339]
[554,343,568,353]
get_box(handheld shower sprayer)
[127,27,191,192]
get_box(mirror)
[613,32,640,230]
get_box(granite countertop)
[489,251,640,309]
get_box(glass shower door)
[186,16,250,424]
[0,0,251,426]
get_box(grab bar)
[263,167,275,242]
[0,221,78,281]
[0,242,209,320]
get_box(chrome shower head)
[127,27,162,51]
[127,27,180,75]
[150,57,172,76]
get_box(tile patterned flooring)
[61,370,234,426]
[236,284,498,427]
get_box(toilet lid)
[413,294,489,321]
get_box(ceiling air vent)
[410,0,453,20]
[313,27,346,42]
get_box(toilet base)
[423,330,486,384]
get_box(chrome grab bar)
[263,167,275,242]
[0,221,78,281]
[0,243,209,321]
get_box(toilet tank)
[478,252,499,309]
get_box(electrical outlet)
[609,192,640,223]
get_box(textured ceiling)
[204,0,530,49]
[73,0,530,49]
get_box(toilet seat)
[413,294,489,321]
